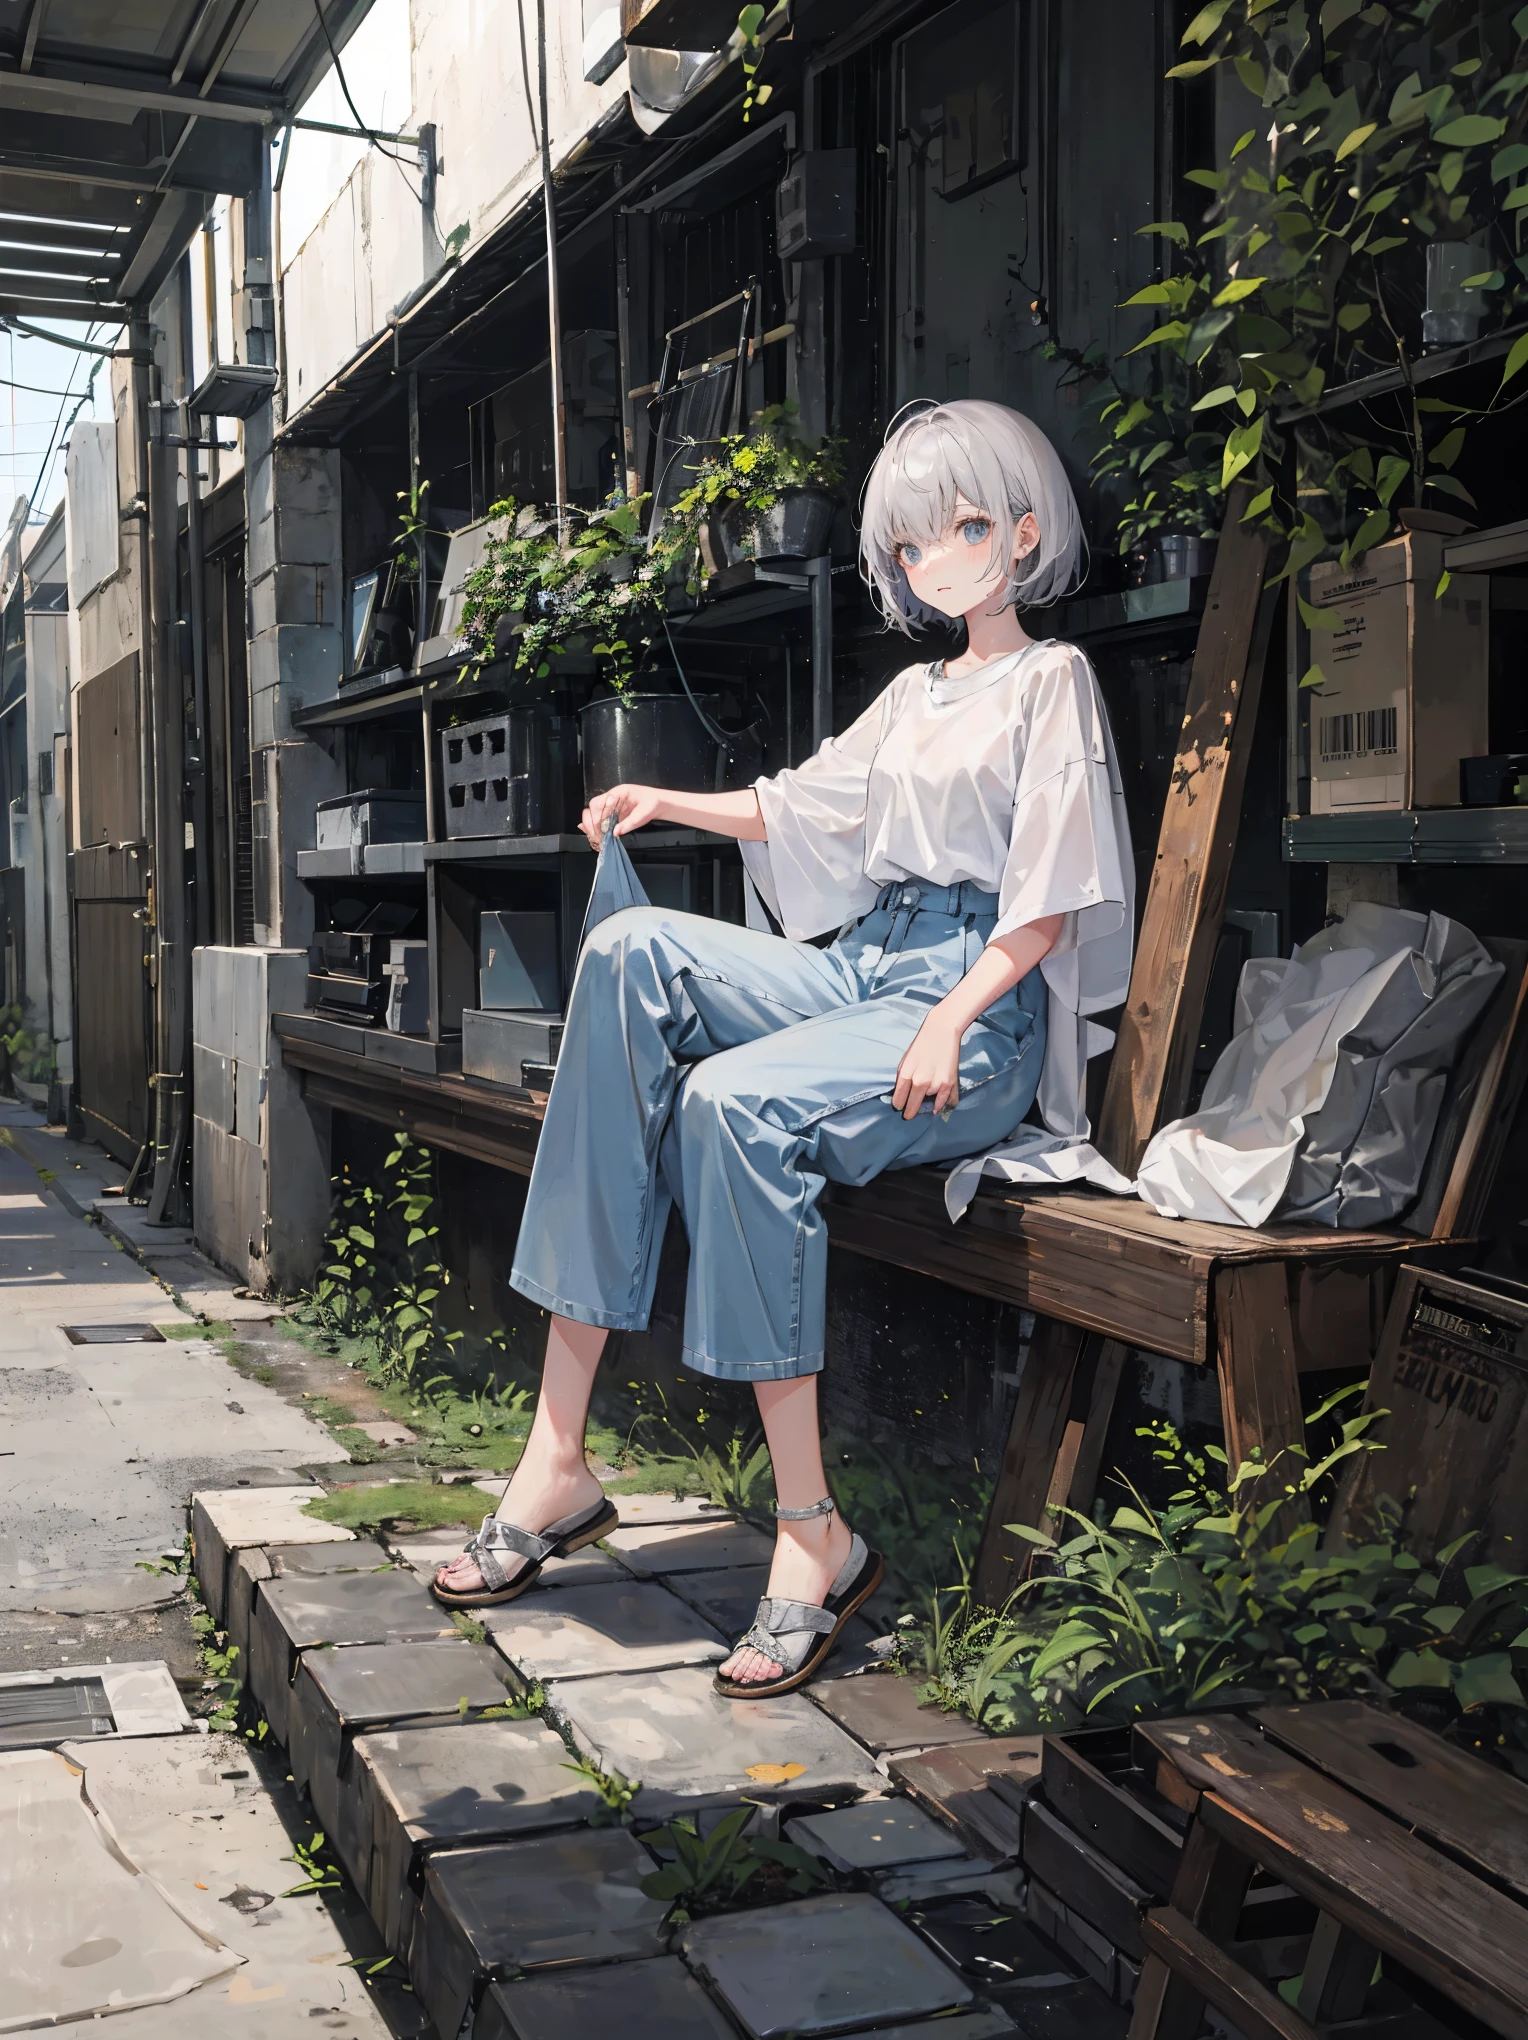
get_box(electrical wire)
[0,376,93,399]
[24,324,104,520]
[0,314,128,357]
[309,0,423,201]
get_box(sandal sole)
[429,1500,619,1609]
[713,1548,885,1701]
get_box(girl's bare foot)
[434,1456,605,1596]
[717,1511,855,1686]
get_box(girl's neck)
[944,601,1033,679]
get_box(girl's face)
[893,496,1039,622]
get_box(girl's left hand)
[892,1009,965,1121]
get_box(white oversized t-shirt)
[739,639,1135,1137]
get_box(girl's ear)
[1012,511,1041,563]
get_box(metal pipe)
[179,249,214,951]
[535,0,568,528]
[144,286,191,1226]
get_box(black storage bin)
[441,709,574,839]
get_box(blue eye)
[897,541,923,566]
[960,518,992,546]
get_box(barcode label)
[1319,706,1398,760]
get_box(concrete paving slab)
[478,1956,740,2039]
[409,1828,670,2040]
[190,1486,348,1625]
[605,1517,775,1576]
[547,1662,884,1815]
[786,1798,970,1874]
[875,1859,1026,1908]
[848,2017,1018,2040]
[679,1891,973,2038]
[355,1718,599,1954]
[608,1493,737,1527]
[247,1569,458,1751]
[0,1746,239,2024]
[289,1639,517,1886]
[485,1578,728,1682]
[0,1658,189,1741]
[389,1524,631,1588]
[808,1668,991,1756]
[57,1729,393,2038]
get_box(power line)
[308,0,422,200]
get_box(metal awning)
[0,0,376,322]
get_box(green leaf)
[1461,271,1505,291]
[1191,384,1238,411]
[1184,168,1230,190]
[1337,302,1372,331]
[1241,485,1275,521]
[1230,130,1257,160]
[1335,123,1378,162]
[1298,595,1342,630]
[1425,473,1476,505]
[1502,186,1528,209]
[1222,414,1265,490]
[1493,143,1528,183]
[1453,1652,1526,1710]
[1433,115,1506,147]
[1364,236,1406,256]
[1122,321,1191,357]
[1430,427,1466,470]
[1181,0,1232,44]
[1167,57,1222,79]
[1138,221,1190,245]
[1387,1649,1453,1690]
[1516,5,1528,38]
[1347,507,1391,557]
[1435,570,1452,599]
[1465,1564,1527,1599]
[1375,452,1411,504]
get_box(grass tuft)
[303,1481,488,1533]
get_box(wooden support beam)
[1213,1259,1308,1520]
[973,1318,1089,1607]
[1097,486,1277,1176]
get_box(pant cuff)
[681,1344,825,1382]
[507,1268,650,1333]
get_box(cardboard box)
[1307,531,1488,812]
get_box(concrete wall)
[17,513,73,1108]
[193,945,331,1293]
[279,0,630,422]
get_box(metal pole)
[179,251,214,948]
[536,0,569,529]
[808,555,832,752]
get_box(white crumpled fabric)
[1134,903,1502,1229]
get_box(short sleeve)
[991,648,1135,1136]
[739,679,902,939]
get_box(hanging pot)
[580,692,724,801]
[716,486,836,568]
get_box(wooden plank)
[1022,1797,1153,1955]
[1197,1774,1528,2039]
[1138,1908,1320,2040]
[1041,1734,1184,1897]
[1296,1913,1375,2025]
[1135,1713,1291,1809]
[1129,1823,1259,2040]
[1097,484,1276,1176]
[1066,1337,1131,1515]
[1253,1699,1528,1904]
[1214,1260,1308,1519]
[973,1318,1089,1607]
[1421,936,1528,1240]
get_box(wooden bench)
[276,486,1528,1600]
[1130,1704,1528,2040]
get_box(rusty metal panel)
[76,655,143,849]
[74,898,149,1164]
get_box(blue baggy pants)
[509,859,1046,1382]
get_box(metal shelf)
[296,842,427,880]
[1283,808,1528,864]
[423,825,732,865]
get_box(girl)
[434,398,1133,1699]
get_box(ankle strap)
[774,1495,835,1521]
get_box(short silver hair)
[859,399,1085,632]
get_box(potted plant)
[653,405,845,586]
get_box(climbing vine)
[1090,0,1528,575]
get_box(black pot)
[580,692,723,801]
[716,485,836,567]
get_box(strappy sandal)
[430,1496,619,1609]
[714,1501,884,1701]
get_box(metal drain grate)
[61,1323,167,1345]
[0,1677,114,1749]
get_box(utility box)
[385,940,431,1035]
[462,1009,564,1090]
[1307,531,1488,813]
[315,789,426,849]
[777,150,857,261]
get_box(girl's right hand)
[579,784,664,848]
